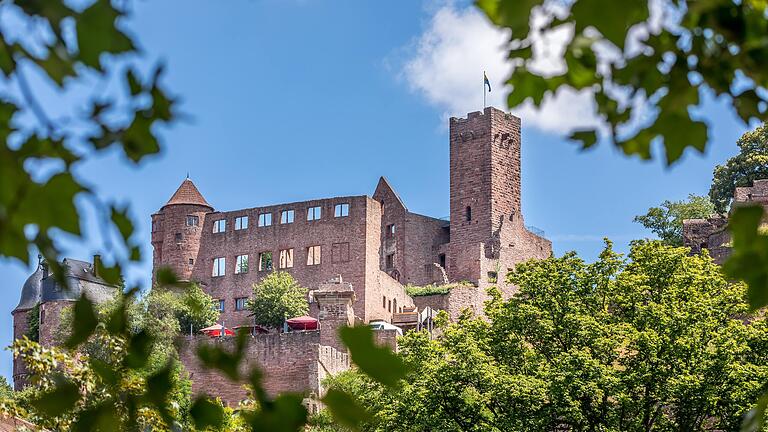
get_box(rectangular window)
[258,213,272,227]
[385,253,394,269]
[334,203,349,218]
[307,245,321,266]
[235,254,249,274]
[331,242,350,263]
[212,257,226,277]
[259,252,273,271]
[235,216,248,230]
[279,248,294,269]
[439,254,446,269]
[189,258,194,265]
[213,219,226,233]
[186,215,199,227]
[382,296,386,308]
[307,206,321,221]
[280,210,295,224]
[175,233,182,242]
[385,224,396,238]
[217,299,225,312]
[235,297,247,311]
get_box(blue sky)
[0,0,757,382]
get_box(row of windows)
[210,243,350,277]
[207,203,350,234]
[215,297,248,312]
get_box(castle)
[682,179,768,263]
[12,107,552,401]
[150,106,551,328]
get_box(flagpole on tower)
[483,70,486,109]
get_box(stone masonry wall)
[178,332,333,406]
[189,196,374,327]
[412,286,487,322]
[38,300,71,348]
[152,203,211,283]
[12,310,30,390]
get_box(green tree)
[248,272,309,329]
[634,194,716,245]
[710,123,768,214]
[328,241,768,431]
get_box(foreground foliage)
[327,241,768,431]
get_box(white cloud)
[401,4,602,134]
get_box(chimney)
[93,254,101,277]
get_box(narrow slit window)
[465,206,472,221]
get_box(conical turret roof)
[162,178,213,210]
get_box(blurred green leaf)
[190,396,225,429]
[123,330,153,369]
[570,0,648,49]
[742,394,768,432]
[145,363,174,424]
[76,0,135,71]
[246,393,308,432]
[65,295,98,348]
[339,326,408,387]
[322,388,370,431]
[196,331,248,381]
[569,129,598,149]
[30,379,80,417]
[71,401,119,432]
[723,205,768,310]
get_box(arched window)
[465,206,472,221]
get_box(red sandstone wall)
[411,286,487,322]
[12,310,30,390]
[367,272,415,323]
[152,203,211,283]
[188,196,375,327]
[38,301,71,348]
[178,332,327,406]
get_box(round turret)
[152,178,214,283]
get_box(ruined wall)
[411,286,487,322]
[368,271,415,323]
[188,196,375,327]
[178,332,339,406]
[402,213,450,286]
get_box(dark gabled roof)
[163,178,213,210]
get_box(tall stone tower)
[447,107,527,285]
[151,179,213,282]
